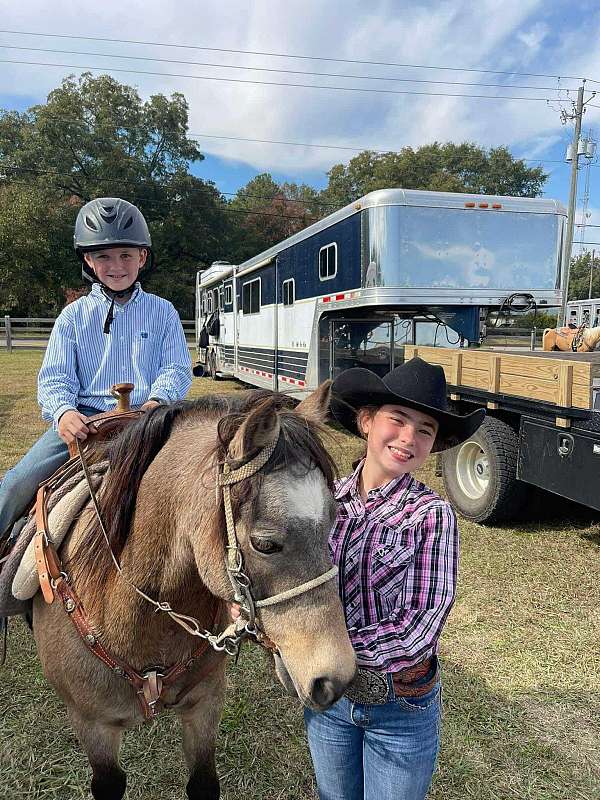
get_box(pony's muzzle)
[307,674,350,711]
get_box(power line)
[1,28,597,84]
[0,58,568,102]
[0,176,318,222]
[2,165,338,208]
[0,43,580,93]
[0,102,568,159]
[188,132,568,164]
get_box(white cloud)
[517,22,549,53]
[0,0,596,178]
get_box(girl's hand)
[228,602,241,622]
[57,410,94,445]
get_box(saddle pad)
[0,470,105,616]
[13,475,104,601]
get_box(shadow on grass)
[431,660,600,800]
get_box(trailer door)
[326,318,397,379]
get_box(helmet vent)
[100,211,117,224]
[122,215,134,230]
[84,215,99,231]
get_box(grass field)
[0,351,599,800]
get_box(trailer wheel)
[442,416,528,524]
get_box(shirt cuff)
[52,404,77,427]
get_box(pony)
[31,384,356,800]
[542,324,600,352]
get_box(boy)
[0,197,192,543]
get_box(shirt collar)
[334,458,414,502]
[90,282,144,305]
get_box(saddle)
[67,383,144,458]
[0,384,144,619]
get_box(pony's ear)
[295,380,332,425]
[228,402,281,461]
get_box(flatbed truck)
[404,345,600,522]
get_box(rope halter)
[218,437,338,637]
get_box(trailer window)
[224,285,233,306]
[319,243,337,280]
[207,293,213,314]
[282,278,295,306]
[218,287,224,311]
[242,278,261,314]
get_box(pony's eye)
[250,536,282,555]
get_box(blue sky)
[1,1,599,248]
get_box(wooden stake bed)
[404,346,600,411]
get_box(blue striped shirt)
[38,283,192,425]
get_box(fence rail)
[1,316,195,351]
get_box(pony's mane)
[67,391,336,591]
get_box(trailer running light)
[465,202,476,207]
[479,203,489,208]
[492,203,502,209]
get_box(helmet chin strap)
[97,281,138,334]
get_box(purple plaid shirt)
[331,460,459,672]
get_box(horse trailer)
[195,188,566,394]
[566,298,600,328]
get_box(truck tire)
[441,416,528,524]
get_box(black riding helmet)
[74,198,154,333]
[74,197,154,281]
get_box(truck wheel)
[441,416,528,524]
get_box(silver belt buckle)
[344,668,389,705]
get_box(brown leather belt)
[391,656,438,698]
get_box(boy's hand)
[57,410,94,445]
[141,400,161,412]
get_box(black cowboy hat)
[330,357,485,452]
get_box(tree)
[566,251,600,301]
[319,143,547,209]
[0,73,230,314]
[227,174,319,262]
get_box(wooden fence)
[1,316,196,352]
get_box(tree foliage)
[319,143,547,208]
[227,174,320,263]
[566,251,600,301]
[0,73,231,315]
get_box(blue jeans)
[304,676,441,800]
[0,405,100,539]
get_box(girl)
[304,357,485,800]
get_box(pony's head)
[207,382,356,709]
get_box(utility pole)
[561,86,585,324]
[590,249,596,299]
